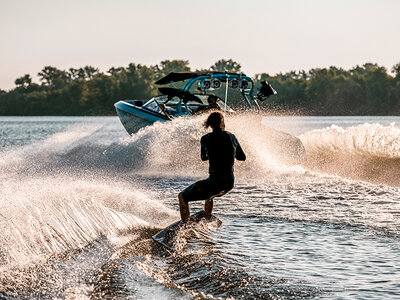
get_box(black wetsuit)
[181,129,246,202]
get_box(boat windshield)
[143,93,233,116]
[142,96,189,116]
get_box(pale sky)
[0,0,399,90]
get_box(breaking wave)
[300,122,400,186]
[0,176,177,270]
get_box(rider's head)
[205,112,225,130]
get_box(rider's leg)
[204,198,214,215]
[179,192,190,223]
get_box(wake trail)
[300,122,400,186]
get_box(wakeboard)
[152,210,222,249]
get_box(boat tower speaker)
[230,79,239,88]
[240,80,249,89]
[200,79,211,90]
[211,79,221,89]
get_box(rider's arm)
[201,135,209,161]
[232,134,246,161]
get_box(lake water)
[0,115,400,299]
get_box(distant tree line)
[0,59,399,115]
[257,62,400,115]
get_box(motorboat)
[114,72,276,135]
[114,72,306,161]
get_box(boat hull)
[114,101,169,135]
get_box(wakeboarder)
[178,112,246,222]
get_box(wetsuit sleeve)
[232,134,246,161]
[200,135,209,161]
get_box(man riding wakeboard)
[178,112,246,223]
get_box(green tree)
[210,59,241,73]
[391,63,400,113]
[38,66,69,88]
[83,66,100,79]
[69,68,85,79]
[107,67,125,76]
[391,62,400,80]
[126,64,157,99]
[69,66,99,80]
[156,60,191,79]
[361,64,390,114]
[15,74,32,88]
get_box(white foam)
[0,176,177,269]
[300,122,400,158]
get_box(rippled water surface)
[1,115,400,299]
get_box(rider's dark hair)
[204,112,225,130]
